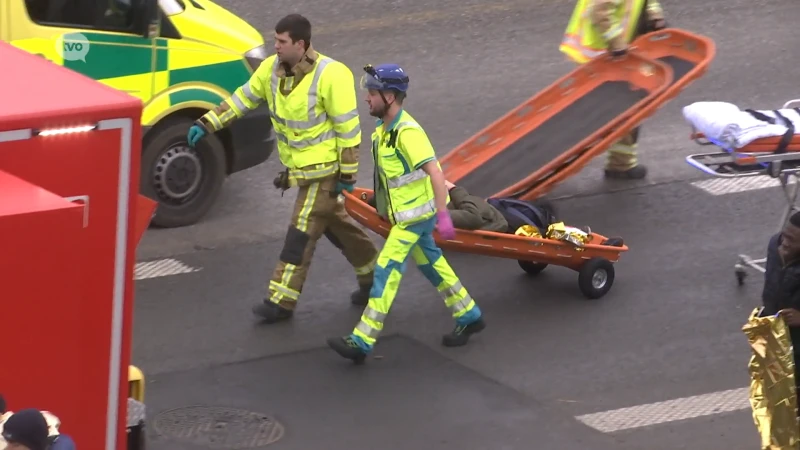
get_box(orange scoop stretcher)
[439,28,716,202]
[342,188,629,299]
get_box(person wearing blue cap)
[327,63,486,363]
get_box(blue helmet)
[360,64,409,93]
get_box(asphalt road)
[132,0,800,448]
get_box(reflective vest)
[372,111,449,227]
[560,0,646,64]
[200,51,362,184]
[262,53,360,180]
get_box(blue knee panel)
[370,259,407,299]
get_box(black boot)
[252,300,293,323]
[327,336,368,364]
[442,317,486,347]
[604,164,648,180]
[350,284,372,306]
[601,236,624,247]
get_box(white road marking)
[134,258,201,280]
[575,387,751,433]
[691,175,794,196]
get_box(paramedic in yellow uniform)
[560,0,666,180]
[327,64,486,363]
[187,14,380,322]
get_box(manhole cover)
[153,406,284,449]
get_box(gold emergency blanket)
[545,222,590,247]
[514,224,541,238]
[743,307,800,449]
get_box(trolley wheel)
[518,260,548,276]
[578,258,615,299]
[735,269,747,286]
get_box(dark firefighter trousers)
[268,175,379,310]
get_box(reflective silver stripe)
[449,295,473,313]
[275,128,337,149]
[441,281,464,299]
[363,307,386,322]
[331,109,358,124]
[229,94,249,114]
[207,113,222,131]
[561,35,605,58]
[393,199,435,223]
[290,163,339,180]
[241,83,263,104]
[356,321,380,338]
[269,280,300,300]
[355,257,376,275]
[270,57,334,130]
[387,168,428,189]
[336,124,361,140]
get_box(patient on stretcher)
[363,184,624,246]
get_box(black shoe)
[327,336,368,364]
[604,164,647,180]
[601,236,625,247]
[350,284,372,306]
[252,300,293,323]
[442,317,486,347]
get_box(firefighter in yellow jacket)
[560,0,666,180]
[187,14,379,323]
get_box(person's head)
[1,409,49,450]
[360,64,409,119]
[780,212,800,260]
[274,14,311,67]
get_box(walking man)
[559,0,666,179]
[327,63,486,363]
[187,14,379,322]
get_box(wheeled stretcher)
[342,188,629,299]
[439,29,716,201]
[685,99,800,285]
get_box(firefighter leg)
[253,178,336,322]
[323,201,380,306]
[604,126,648,180]
[326,221,421,362]
[411,224,485,347]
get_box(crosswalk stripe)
[575,387,751,433]
[134,258,201,280]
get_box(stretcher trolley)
[439,29,716,202]
[685,99,800,286]
[342,188,629,299]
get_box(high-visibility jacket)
[372,110,449,227]
[197,50,362,185]
[560,0,662,64]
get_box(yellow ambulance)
[1,0,276,228]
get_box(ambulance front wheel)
[141,117,226,228]
[578,258,615,299]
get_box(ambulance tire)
[141,117,226,228]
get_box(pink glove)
[436,210,456,240]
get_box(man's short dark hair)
[275,14,312,49]
[790,211,800,228]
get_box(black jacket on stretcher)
[762,232,800,347]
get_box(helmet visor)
[359,73,384,91]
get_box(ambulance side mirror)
[140,0,161,39]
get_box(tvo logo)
[56,33,90,62]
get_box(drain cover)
[153,406,284,449]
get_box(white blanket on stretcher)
[682,101,800,149]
